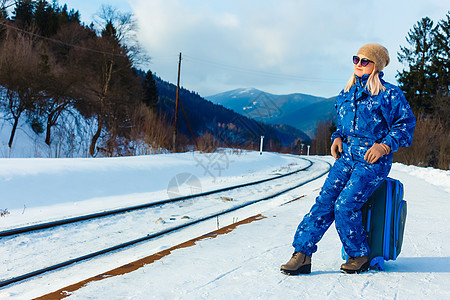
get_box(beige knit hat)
[357,43,390,71]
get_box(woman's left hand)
[364,143,391,164]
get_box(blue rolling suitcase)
[341,177,407,270]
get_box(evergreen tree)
[57,4,80,25]
[101,20,119,47]
[142,69,158,111]
[431,12,450,125]
[395,13,450,169]
[34,0,57,36]
[397,17,436,114]
[12,0,34,28]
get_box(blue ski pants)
[292,141,392,258]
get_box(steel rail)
[0,158,331,289]
[0,158,312,238]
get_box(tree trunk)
[89,115,102,157]
[45,108,63,146]
[45,120,52,146]
[8,117,19,148]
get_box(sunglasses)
[353,56,374,67]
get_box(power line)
[0,20,344,85]
[0,21,127,57]
[183,54,343,84]
[1,20,341,84]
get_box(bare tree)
[394,114,449,169]
[72,6,146,156]
[38,56,80,146]
[0,29,42,148]
[129,104,173,155]
[94,5,148,66]
[311,119,334,155]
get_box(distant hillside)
[206,88,336,136]
[277,98,336,135]
[154,79,311,148]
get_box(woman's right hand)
[331,137,343,159]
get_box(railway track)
[0,157,313,238]
[0,156,331,289]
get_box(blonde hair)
[344,70,386,96]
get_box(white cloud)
[130,0,449,97]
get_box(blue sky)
[60,1,448,98]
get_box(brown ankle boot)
[280,252,311,275]
[340,256,370,274]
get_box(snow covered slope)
[0,109,93,158]
[0,150,305,229]
[0,152,449,299]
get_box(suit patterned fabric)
[331,73,415,152]
[292,73,415,258]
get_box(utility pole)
[171,52,198,152]
[173,52,182,152]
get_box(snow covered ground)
[0,150,308,229]
[0,151,449,299]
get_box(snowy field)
[0,151,449,299]
[0,150,310,229]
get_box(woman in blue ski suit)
[281,43,416,275]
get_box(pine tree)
[395,13,450,169]
[101,20,119,47]
[33,1,79,37]
[431,12,450,125]
[397,17,436,114]
[12,0,34,28]
[57,4,80,25]
[142,70,158,111]
[34,0,56,37]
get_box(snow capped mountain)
[206,88,272,113]
[206,88,336,135]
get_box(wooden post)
[173,52,182,151]
[260,136,264,155]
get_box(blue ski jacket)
[331,73,415,152]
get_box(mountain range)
[206,88,336,136]
[154,78,312,148]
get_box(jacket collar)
[354,72,385,89]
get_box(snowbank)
[0,153,449,299]
[0,150,308,229]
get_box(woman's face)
[354,54,375,78]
